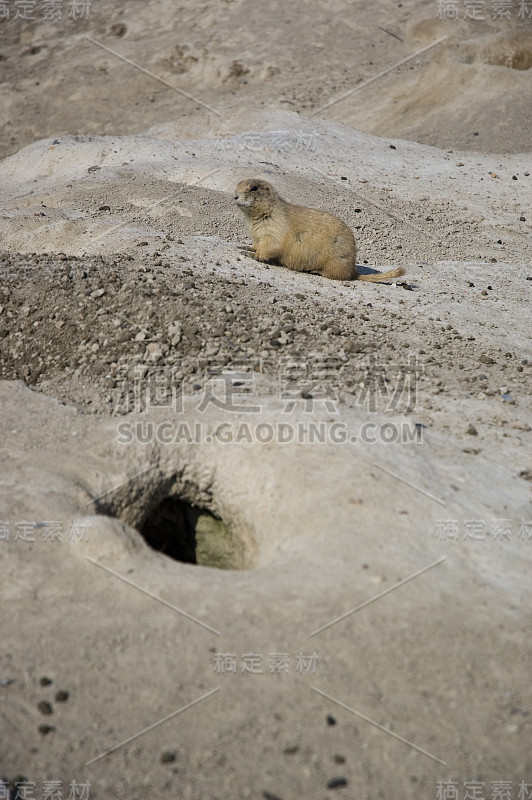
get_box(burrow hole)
[98,481,251,570]
[140,496,239,569]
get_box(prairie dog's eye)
[249,185,259,191]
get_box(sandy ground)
[0,0,531,157]
[0,2,531,799]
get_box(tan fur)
[234,178,406,283]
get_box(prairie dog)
[234,178,406,283]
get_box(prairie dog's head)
[234,179,280,216]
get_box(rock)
[145,343,163,363]
[110,22,127,37]
[168,322,182,343]
[327,778,348,789]
[344,341,361,353]
[38,725,55,735]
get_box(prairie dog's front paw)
[238,245,264,262]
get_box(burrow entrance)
[140,496,238,569]
[95,471,252,570]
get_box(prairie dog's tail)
[357,267,406,283]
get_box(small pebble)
[283,745,299,755]
[327,778,348,789]
[160,751,177,764]
[110,22,127,37]
[466,425,478,436]
[38,724,55,735]
[55,690,69,702]
[39,677,53,686]
[38,700,53,715]
[326,715,336,726]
